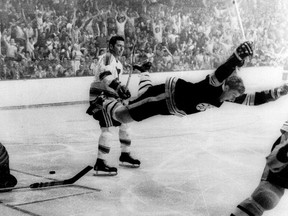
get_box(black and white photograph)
[0,0,288,215]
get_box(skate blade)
[93,171,117,177]
[119,162,140,168]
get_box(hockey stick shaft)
[125,40,137,90]
[125,66,133,90]
[0,166,93,192]
[233,0,246,40]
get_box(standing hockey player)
[88,41,288,124]
[230,120,288,216]
[0,142,17,192]
[87,35,140,176]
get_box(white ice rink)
[1,68,288,216]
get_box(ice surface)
[1,87,288,215]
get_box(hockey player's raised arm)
[210,41,253,86]
[233,84,288,106]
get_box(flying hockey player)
[0,142,17,192]
[88,41,288,124]
[86,35,140,176]
[230,120,288,216]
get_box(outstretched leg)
[210,41,253,87]
[230,181,284,216]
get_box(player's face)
[222,88,241,102]
[112,40,125,57]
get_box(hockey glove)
[280,121,288,134]
[86,94,105,116]
[109,79,131,100]
[0,173,17,192]
[271,84,288,100]
[276,139,288,163]
[133,61,152,72]
[235,41,253,60]
[279,83,288,96]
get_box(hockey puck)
[49,171,56,174]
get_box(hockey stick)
[0,166,93,192]
[125,38,137,90]
[233,0,246,40]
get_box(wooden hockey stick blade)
[0,166,93,192]
[30,166,93,188]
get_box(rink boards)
[0,66,285,109]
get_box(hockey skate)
[119,152,141,168]
[93,158,117,176]
[86,94,105,116]
[133,61,152,73]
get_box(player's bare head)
[225,75,245,94]
[220,75,245,102]
[109,36,125,57]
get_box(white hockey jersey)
[90,53,124,101]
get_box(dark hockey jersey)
[174,76,224,115]
[174,75,281,115]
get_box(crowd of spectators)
[0,0,287,80]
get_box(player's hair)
[225,75,245,94]
[108,35,125,51]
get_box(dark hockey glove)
[279,83,288,96]
[276,141,288,163]
[109,79,131,100]
[133,61,152,72]
[0,173,17,192]
[270,84,288,100]
[235,41,253,60]
[86,94,105,116]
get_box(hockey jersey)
[89,53,124,101]
[172,75,281,115]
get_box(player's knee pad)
[119,124,131,138]
[119,124,131,146]
[251,181,284,211]
[114,106,134,123]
